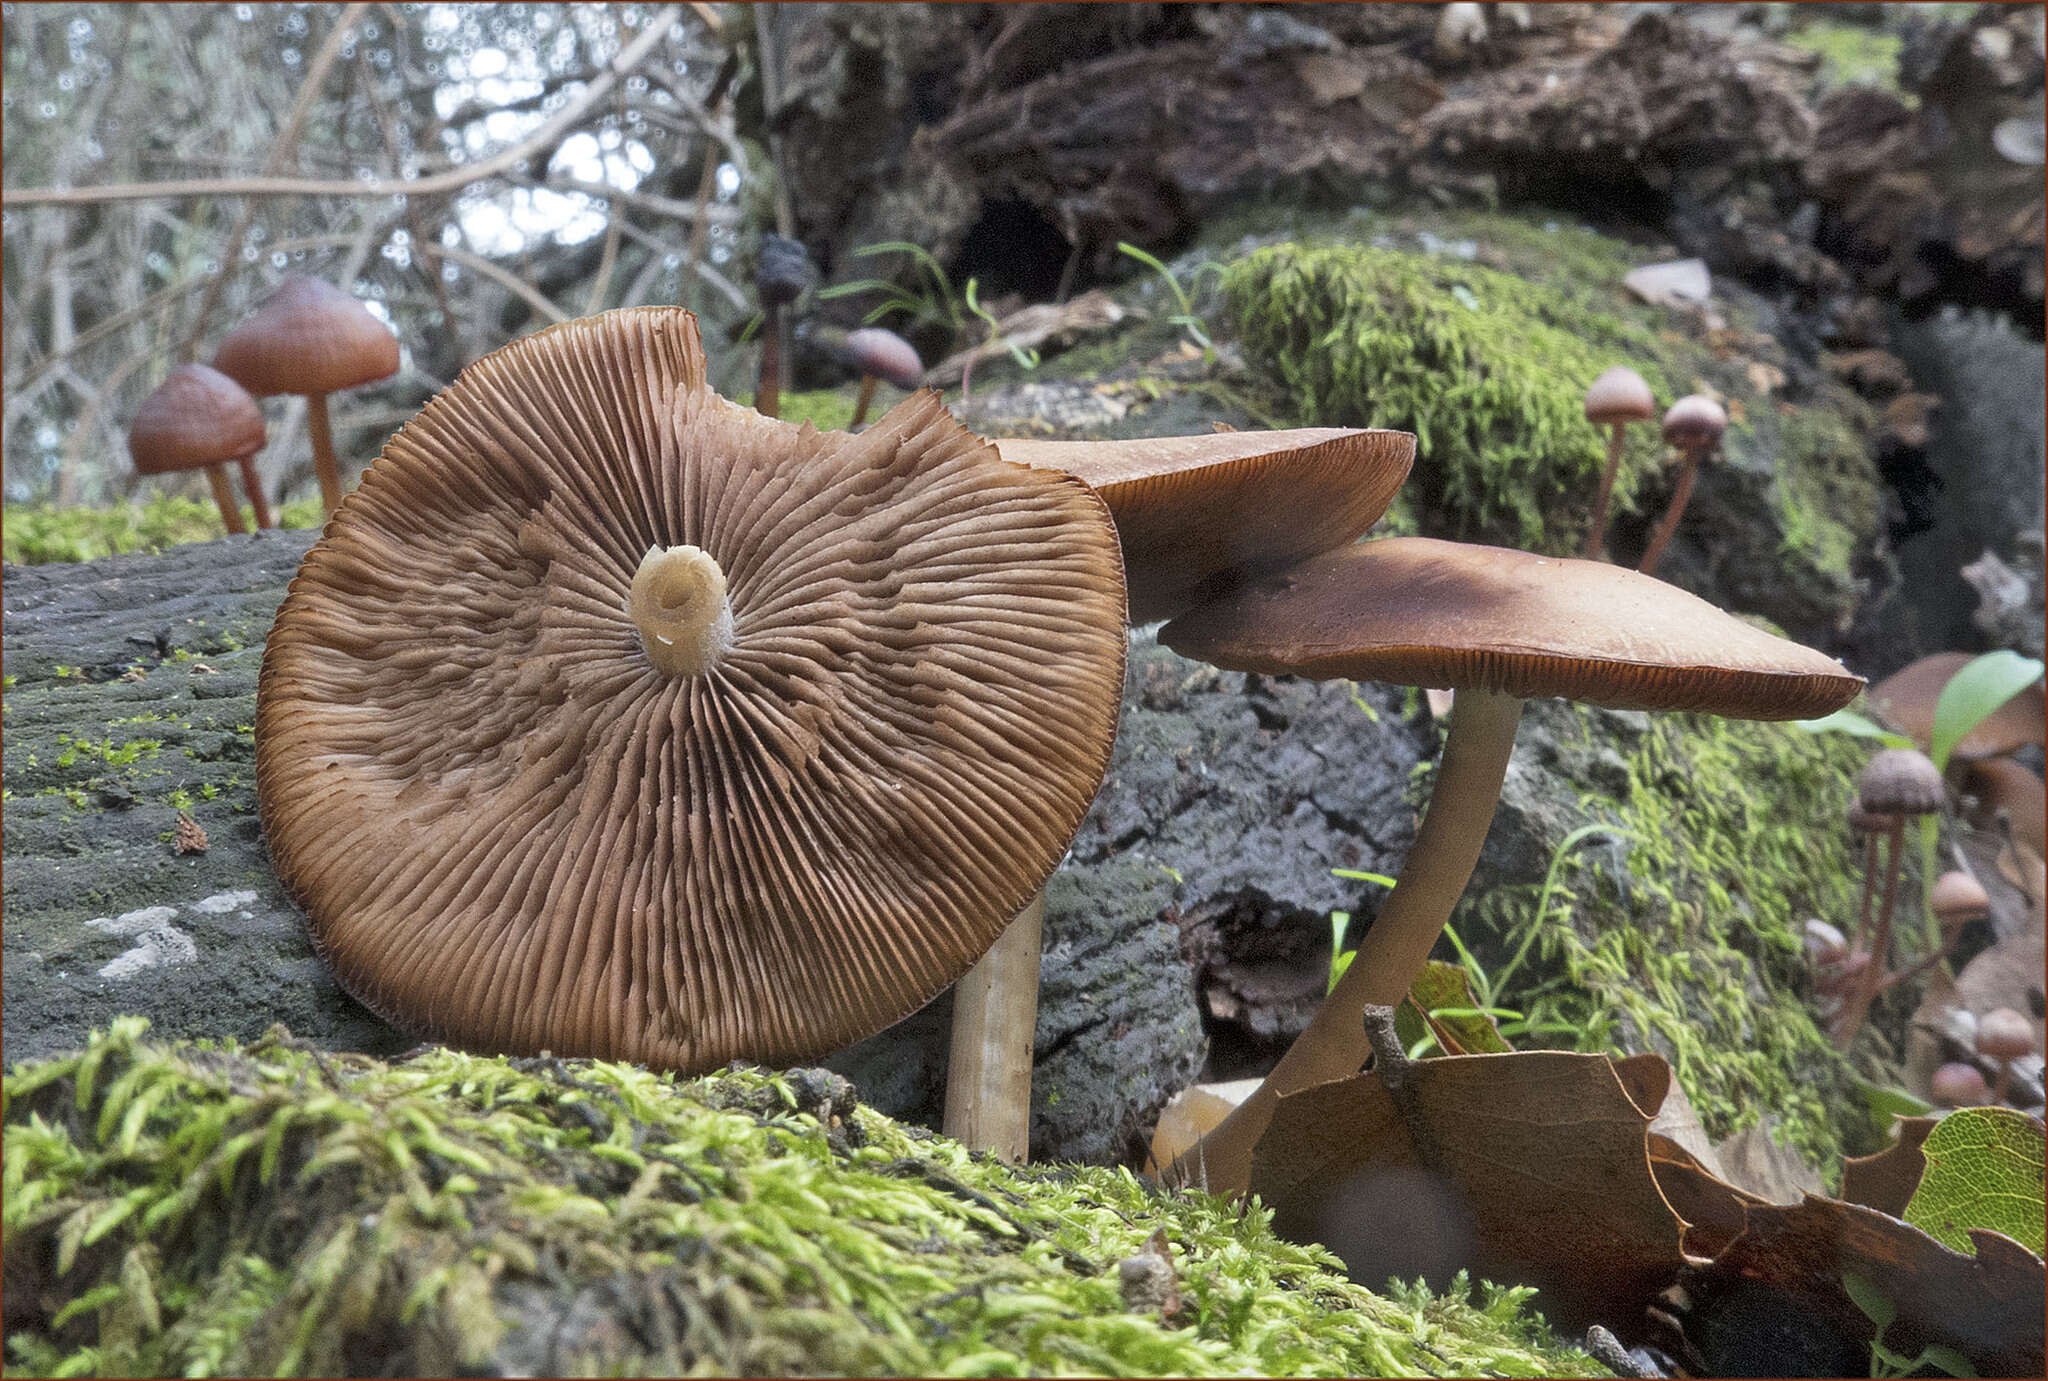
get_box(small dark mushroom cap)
[214,275,400,398]
[1584,366,1655,424]
[846,327,924,390]
[1871,652,2047,761]
[756,234,815,308]
[1159,537,1864,719]
[1929,870,1992,925]
[997,428,1415,624]
[1662,394,1728,449]
[1857,747,1947,817]
[257,307,1127,1073]
[129,364,266,474]
[1976,1007,2037,1061]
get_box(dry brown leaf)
[173,814,209,855]
[1838,1116,1939,1218]
[1712,1118,1826,1205]
[1250,1050,1687,1330]
[1646,1131,1764,1260]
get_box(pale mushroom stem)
[629,545,734,678]
[306,392,344,516]
[237,455,276,530]
[1834,817,1906,1050]
[850,375,880,429]
[1582,423,1626,561]
[204,464,248,536]
[1166,687,1524,1197]
[1638,442,1702,577]
[943,889,1045,1163]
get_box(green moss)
[3,496,325,566]
[4,1020,1601,1378]
[1462,708,1882,1172]
[1771,404,1880,591]
[1781,21,1905,96]
[736,388,863,435]
[1222,241,1672,551]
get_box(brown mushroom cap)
[1584,366,1655,424]
[1159,536,1863,719]
[1870,652,2047,762]
[214,275,400,397]
[256,307,1128,1072]
[1931,1061,1990,1106]
[129,364,267,474]
[1662,394,1728,449]
[1857,747,1948,817]
[995,428,1415,623]
[1962,755,2045,849]
[845,327,924,390]
[1976,1006,2037,1061]
[1929,870,1992,926]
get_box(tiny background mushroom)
[129,363,272,534]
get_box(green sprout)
[1116,241,1220,360]
[816,241,968,339]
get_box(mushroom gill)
[257,307,1128,1072]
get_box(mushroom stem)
[237,455,276,530]
[1834,817,1906,1050]
[944,889,1045,1163]
[628,544,734,678]
[205,464,248,535]
[1165,687,1525,1197]
[1582,422,1626,561]
[850,375,879,430]
[757,305,783,419]
[1638,442,1701,577]
[306,392,344,516]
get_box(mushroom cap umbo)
[755,234,815,309]
[1661,394,1728,450]
[1584,366,1656,425]
[1857,747,1947,817]
[129,364,267,474]
[214,275,400,398]
[256,307,1128,1072]
[845,327,925,390]
[1870,652,2047,762]
[1976,1007,2037,1061]
[996,429,1415,624]
[1929,870,1992,926]
[1158,537,1863,719]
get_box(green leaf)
[1793,708,1915,749]
[1928,651,2046,772]
[1853,1078,1935,1123]
[1903,1107,2045,1258]
[1331,868,1398,889]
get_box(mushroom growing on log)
[129,363,272,533]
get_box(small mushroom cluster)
[1578,365,1728,576]
[128,275,399,528]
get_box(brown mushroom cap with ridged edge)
[130,364,267,474]
[214,275,399,398]
[995,428,1414,624]
[256,306,1127,1072]
[1160,536,1864,718]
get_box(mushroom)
[995,429,1417,624]
[1155,536,1861,1195]
[752,234,815,420]
[256,309,1128,1114]
[129,364,272,534]
[845,327,925,429]
[213,276,400,516]
[1580,366,1656,561]
[1833,748,1948,1049]
[1962,755,2046,855]
[1976,1006,2037,1103]
[1638,394,1727,577]
[1870,652,2047,764]
[1932,1060,1991,1108]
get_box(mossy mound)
[4,1019,1602,1378]
[2,496,326,567]
[1460,704,1886,1174]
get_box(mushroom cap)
[1929,870,1992,925]
[845,327,925,390]
[1976,1007,2037,1061]
[756,234,815,308]
[1845,802,1894,835]
[1584,366,1656,425]
[129,364,267,474]
[1931,1061,1991,1106]
[1661,394,1728,450]
[996,428,1415,624]
[256,307,1128,1073]
[1962,755,2045,850]
[1857,747,1947,817]
[214,275,400,397]
[1870,652,2047,762]
[1158,536,1864,719]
